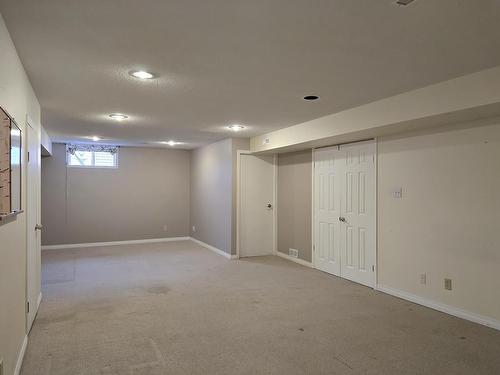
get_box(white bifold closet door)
[314,140,376,288]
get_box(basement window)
[66,144,119,168]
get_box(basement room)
[0,1,499,374]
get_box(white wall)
[378,120,500,324]
[0,14,41,375]
[40,126,52,156]
[250,66,500,154]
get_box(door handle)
[338,217,346,223]
[35,224,43,231]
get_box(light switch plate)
[392,188,403,199]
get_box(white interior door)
[314,140,376,287]
[338,141,376,287]
[239,154,275,257]
[26,122,41,331]
[313,146,342,276]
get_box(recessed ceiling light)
[109,113,128,121]
[160,140,183,146]
[303,95,319,101]
[227,124,245,131]
[92,136,101,142]
[130,70,155,79]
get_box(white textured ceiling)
[1,0,500,148]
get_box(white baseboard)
[41,237,190,250]
[189,237,236,259]
[276,251,313,268]
[376,284,500,331]
[36,292,42,312]
[14,335,28,375]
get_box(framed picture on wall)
[0,106,22,222]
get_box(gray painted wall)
[190,139,232,254]
[190,138,249,255]
[41,144,190,245]
[277,150,313,262]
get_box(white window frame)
[66,147,119,169]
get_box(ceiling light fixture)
[160,140,183,147]
[92,136,101,142]
[109,113,128,121]
[130,70,155,79]
[227,124,245,131]
[303,95,319,101]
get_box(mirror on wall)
[0,106,22,220]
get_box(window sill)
[0,210,23,225]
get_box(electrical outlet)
[444,278,452,290]
[420,273,426,285]
[263,137,270,145]
[192,226,196,232]
[163,225,168,232]
[289,248,299,258]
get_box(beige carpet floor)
[21,240,500,375]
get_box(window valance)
[66,144,118,155]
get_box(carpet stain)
[146,286,171,295]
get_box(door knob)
[267,203,273,209]
[35,224,43,231]
[338,217,346,222]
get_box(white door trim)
[273,154,278,256]
[311,139,378,288]
[236,151,277,258]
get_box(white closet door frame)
[236,150,277,258]
[312,139,378,288]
